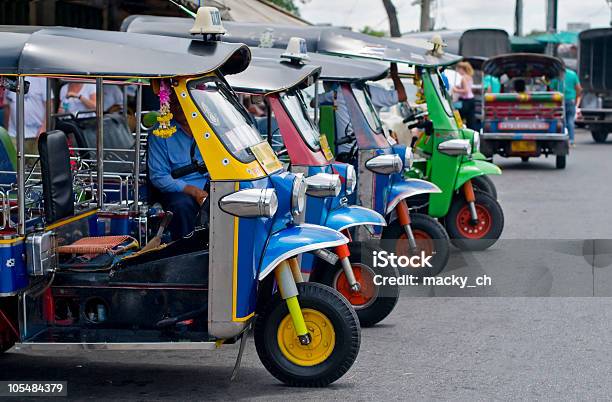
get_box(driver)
[148,88,208,240]
[317,63,406,158]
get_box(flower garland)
[152,80,177,138]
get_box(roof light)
[189,6,226,40]
[281,37,310,64]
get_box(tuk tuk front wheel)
[382,213,450,277]
[254,282,360,387]
[471,175,498,200]
[318,242,399,327]
[445,191,504,251]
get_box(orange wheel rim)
[334,263,378,309]
[455,204,493,239]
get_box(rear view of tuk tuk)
[0,20,360,387]
[480,53,569,169]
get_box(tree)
[266,0,301,16]
[382,0,401,37]
[361,26,386,37]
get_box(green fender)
[455,159,502,191]
[472,151,489,161]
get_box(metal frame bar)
[16,76,26,236]
[95,78,104,208]
[133,84,142,211]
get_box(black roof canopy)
[482,53,565,79]
[248,47,388,83]
[123,16,461,68]
[0,26,250,77]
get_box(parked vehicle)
[577,28,612,143]
[122,18,452,278]
[480,53,569,169]
[0,17,361,387]
[227,44,399,326]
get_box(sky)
[297,0,611,34]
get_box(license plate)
[511,141,537,153]
[498,121,550,131]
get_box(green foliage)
[266,0,301,16]
[361,26,386,37]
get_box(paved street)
[2,129,612,401]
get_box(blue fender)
[325,205,386,232]
[386,178,441,214]
[259,224,348,280]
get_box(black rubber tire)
[254,282,360,387]
[591,130,609,143]
[444,190,504,251]
[382,213,450,277]
[555,155,566,169]
[521,156,530,163]
[317,242,399,327]
[471,175,498,200]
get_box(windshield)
[279,90,321,152]
[351,84,383,134]
[430,70,454,117]
[188,77,263,163]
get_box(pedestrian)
[58,82,97,116]
[552,68,582,146]
[452,61,476,130]
[2,76,49,157]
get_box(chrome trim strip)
[13,342,219,351]
[481,133,569,140]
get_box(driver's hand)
[184,185,208,205]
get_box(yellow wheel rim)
[277,308,336,367]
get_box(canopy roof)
[248,47,388,83]
[533,31,578,45]
[0,26,250,77]
[227,54,320,95]
[578,28,612,93]
[123,16,461,67]
[482,53,565,78]
[402,29,510,58]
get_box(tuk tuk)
[577,28,612,143]
[226,44,402,326]
[123,14,453,276]
[0,20,361,387]
[480,53,569,169]
[232,25,505,251]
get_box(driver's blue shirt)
[148,124,208,193]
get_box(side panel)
[208,181,248,339]
[0,238,27,296]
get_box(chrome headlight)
[438,139,471,156]
[305,173,341,198]
[345,164,357,195]
[219,188,278,218]
[291,175,307,216]
[473,131,480,153]
[404,148,414,169]
[365,154,403,175]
